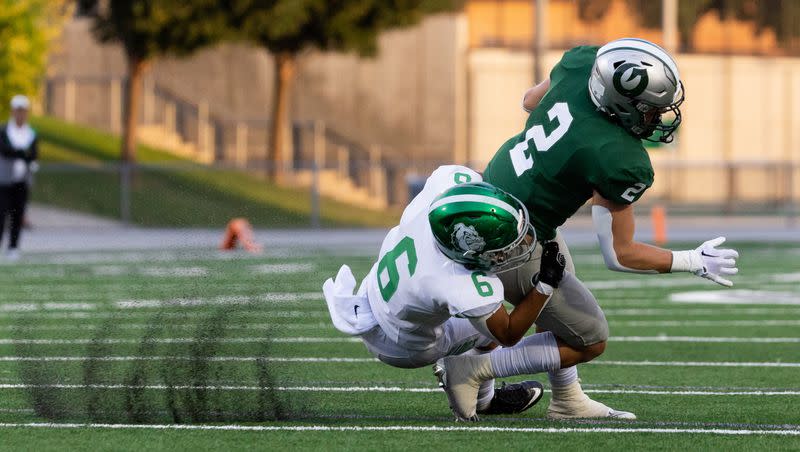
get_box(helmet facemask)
[637,81,684,143]
[466,213,537,274]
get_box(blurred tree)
[577,0,612,22]
[626,0,800,52]
[229,0,465,182]
[0,0,70,117]
[78,0,229,163]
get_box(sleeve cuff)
[671,250,703,273]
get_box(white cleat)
[433,354,494,422]
[547,381,636,420]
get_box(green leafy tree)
[0,0,70,118]
[78,0,229,162]
[228,0,464,181]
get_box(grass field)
[0,242,799,450]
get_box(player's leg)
[534,232,590,411]
[532,235,633,419]
[434,329,590,420]
[494,232,634,419]
[434,318,544,416]
[359,326,423,369]
[0,185,9,252]
[7,182,28,255]
[434,319,496,413]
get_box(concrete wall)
[48,16,467,163]
[46,17,800,205]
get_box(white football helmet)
[588,38,684,143]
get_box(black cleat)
[477,380,545,415]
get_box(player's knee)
[581,340,606,362]
[585,311,609,344]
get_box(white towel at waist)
[322,265,378,336]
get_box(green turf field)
[0,242,799,451]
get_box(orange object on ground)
[651,205,668,246]
[220,218,262,253]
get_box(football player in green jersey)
[479,38,740,419]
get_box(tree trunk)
[121,56,148,163]
[268,52,296,183]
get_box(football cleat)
[546,381,636,420]
[433,354,494,422]
[477,380,545,415]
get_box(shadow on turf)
[14,307,305,423]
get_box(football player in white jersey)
[324,165,628,420]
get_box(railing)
[41,75,404,207]
[38,76,800,225]
[31,160,800,228]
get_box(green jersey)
[484,46,654,241]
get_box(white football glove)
[671,237,739,287]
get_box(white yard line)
[248,263,316,274]
[670,290,800,305]
[0,311,332,320]
[6,307,800,321]
[584,277,705,290]
[592,360,800,368]
[603,307,800,316]
[1,383,799,397]
[611,319,800,327]
[0,322,333,332]
[3,335,800,345]
[0,303,99,313]
[0,356,378,362]
[115,293,323,309]
[610,336,800,343]
[0,337,360,345]
[0,423,798,436]
[0,356,798,367]
[5,319,800,331]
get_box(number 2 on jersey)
[377,236,418,302]
[510,102,573,177]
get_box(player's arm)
[591,191,670,273]
[592,191,739,286]
[522,79,551,113]
[479,242,565,347]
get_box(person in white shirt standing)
[0,95,38,261]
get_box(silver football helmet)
[588,38,684,143]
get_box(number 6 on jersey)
[377,236,418,301]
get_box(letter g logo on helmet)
[612,62,649,97]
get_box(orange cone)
[220,218,262,253]
[651,205,668,246]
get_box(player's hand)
[536,242,566,295]
[693,237,739,287]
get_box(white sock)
[464,347,495,411]
[548,366,578,389]
[489,331,561,378]
[476,379,495,411]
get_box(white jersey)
[365,165,505,350]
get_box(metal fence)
[31,159,799,228]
